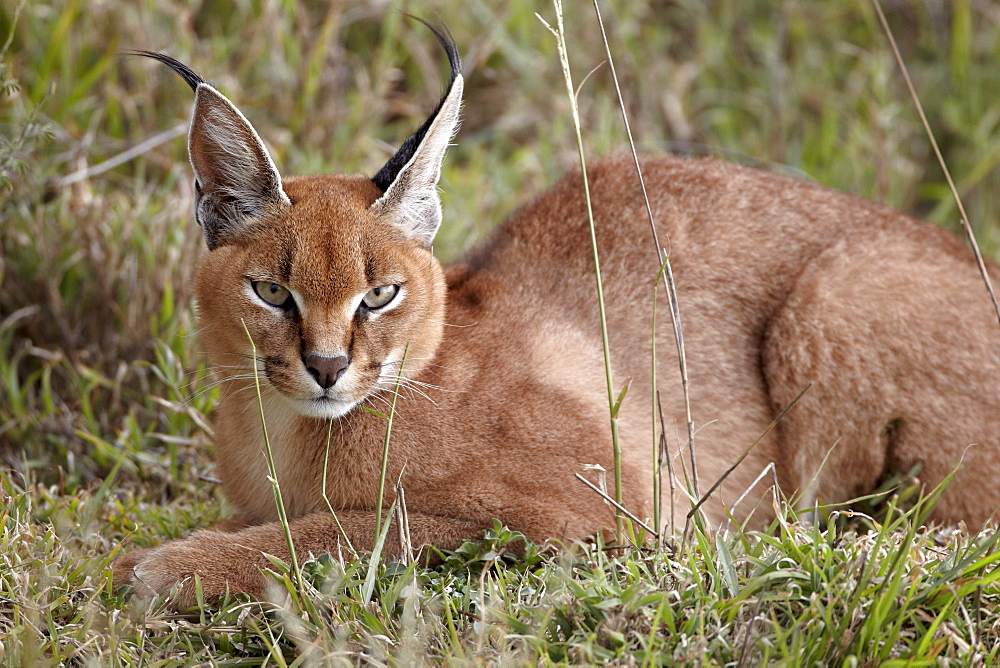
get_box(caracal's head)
[139,22,462,419]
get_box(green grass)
[3,0,1000,662]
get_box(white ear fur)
[188,84,290,249]
[369,74,464,247]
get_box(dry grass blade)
[683,383,810,538]
[656,390,676,537]
[725,462,780,533]
[592,0,699,500]
[870,0,1000,330]
[538,0,625,541]
[54,123,187,188]
[574,473,658,537]
[394,476,413,564]
[242,319,301,590]
[376,341,409,542]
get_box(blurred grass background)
[2,0,1000,662]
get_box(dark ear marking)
[368,17,464,247]
[371,17,462,193]
[133,51,290,250]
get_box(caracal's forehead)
[245,174,409,296]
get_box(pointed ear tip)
[193,82,223,100]
[192,82,250,120]
[449,74,465,99]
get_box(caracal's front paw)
[115,531,268,609]
[111,547,153,591]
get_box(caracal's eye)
[252,281,293,309]
[362,284,399,309]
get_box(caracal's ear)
[133,52,290,250]
[369,19,463,248]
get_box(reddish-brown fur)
[116,52,1000,609]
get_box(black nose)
[305,354,349,389]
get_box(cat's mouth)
[260,356,366,418]
[292,393,359,419]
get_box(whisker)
[375,379,436,405]
[378,374,455,394]
[428,319,480,328]
[365,395,395,414]
[378,355,435,369]
[177,374,259,406]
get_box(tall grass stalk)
[375,341,408,542]
[651,261,662,536]
[361,498,398,604]
[538,0,625,541]
[321,417,356,556]
[591,0,700,505]
[242,319,301,591]
[650,255,676,536]
[871,0,1000,329]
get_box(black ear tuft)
[367,18,463,246]
[371,18,462,193]
[128,50,207,92]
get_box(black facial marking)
[277,253,293,284]
[264,355,288,369]
[365,256,379,284]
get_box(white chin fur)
[288,395,358,419]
